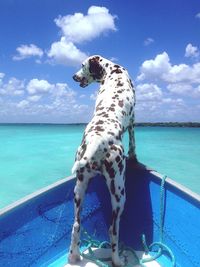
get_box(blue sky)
[0,0,200,123]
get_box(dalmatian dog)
[68,55,137,267]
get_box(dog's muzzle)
[73,74,80,82]
[73,75,88,88]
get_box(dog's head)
[73,55,105,88]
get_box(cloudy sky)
[0,0,200,123]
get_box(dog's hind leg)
[103,155,126,267]
[68,169,91,264]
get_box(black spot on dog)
[121,188,125,196]
[108,131,115,136]
[89,57,104,80]
[80,167,85,173]
[106,152,110,158]
[110,144,118,151]
[96,120,104,125]
[99,88,105,94]
[75,198,81,207]
[115,194,120,202]
[77,173,84,181]
[129,79,134,88]
[91,161,98,170]
[104,159,115,178]
[110,180,115,195]
[111,68,123,75]
[96,106,104,112]
[115,156,121,163]
[116,130,122,141]
[112,243,116,252]
[112,207,120,236]
[118,100,124,108]
[118,160,124,174]
[95,126,104,132]
[79,143,87,158]
[117,81,124,87]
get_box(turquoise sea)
[0,124,200,209]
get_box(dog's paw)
[127,154,138,163]
[112,256,125,267]
[68,253,81,264]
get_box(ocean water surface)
[0,124,200,209]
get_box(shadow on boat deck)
[90,159,154,251]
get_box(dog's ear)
[89,56,105,80]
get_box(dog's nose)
[73,74,79,81]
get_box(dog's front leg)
[128,119,137,162]
[68,174,89,264]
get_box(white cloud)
[12,6,116,67]
[136,83,162,101]
[195,13,200,19]
[47,37,87,66]
[162,97,184,105]
[144,37,154,46]
[90,90,98,100]
[137,51,200,84]
[135,51,200,122]
[0,74,93,123]
[55,6,116,44]
[167,83,193,95]
[0,73,5,79]
[0,73,5,87]
[27,95,42,102]
[79,94,86,98]
[27,79,54,94]
[13,44,44,61]
[137,52,171,81]
[185,43,199,59]
[47,6,116,66]
[17,100,29,108]
[0,77,25,96]
[165,62,200,84]
[109,57,118,62]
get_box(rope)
[81,238,138,267]
[81,236,111,267]
[140,174,176,266]
[79,175,176,267]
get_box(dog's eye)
[82,64,85,68]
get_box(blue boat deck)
[0,161,200,266]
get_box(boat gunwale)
[146,166,200,206]
[0,175,75,217]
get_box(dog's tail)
[71,138,103,175]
